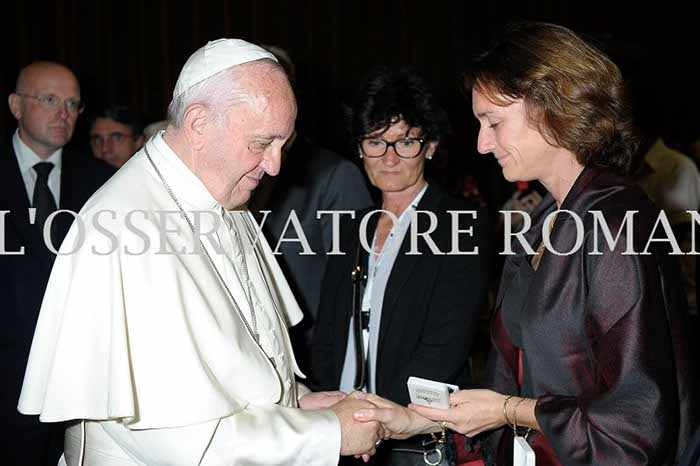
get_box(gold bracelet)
[512,397,528,435]
[431,421,448,444]
[503,395,516,431]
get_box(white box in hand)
[513,436,536,466]
[406,376,459,409]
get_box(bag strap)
[352,240,368,390]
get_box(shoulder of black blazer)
[56,147,115,242]
[59,146,116,211]
[320,182,484,312]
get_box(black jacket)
[310,183,491,405]
[0,137,114,466]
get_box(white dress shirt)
[12,129,62,205]
[339,183,428,394]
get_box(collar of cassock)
[149,130,221,211]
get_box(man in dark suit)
[0,61,113,465]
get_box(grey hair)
[167,58,282,128]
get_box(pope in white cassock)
[17,39,385,465]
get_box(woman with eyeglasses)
[310,67,491,465]
[350,23,698,466]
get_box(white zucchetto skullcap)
[173,38,278,98]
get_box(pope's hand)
[408,389,507,437]
[330,392,384,457]
[352,392,438,440]
[299,391,347,410]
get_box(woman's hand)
[351,392,439,440]
[408,389,508,437]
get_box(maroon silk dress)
[486,167,697,465]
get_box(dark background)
[4,0,698,207]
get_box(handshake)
[300,390,443,461]
[300,387,517,461]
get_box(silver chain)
[144,146,260,342]
[232,214,259,337]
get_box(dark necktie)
[32,162,58,237]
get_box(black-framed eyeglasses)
[15,92,85,115]
[359,137,426,159]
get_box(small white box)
[407,376,459,409]
[513,436,536,466]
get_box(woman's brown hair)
[465,22,638,173]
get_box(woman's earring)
[426,155,432,160]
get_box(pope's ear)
[182,104,209,151]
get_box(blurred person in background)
[89,105,145,168]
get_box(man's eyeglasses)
[359,137,426,159]
[90,132,134,147]
[15,93,85,115]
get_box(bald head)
[9,61,81,159]
[15,62,78,93]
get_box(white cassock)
[18,132,341,465]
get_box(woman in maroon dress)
[353,22,697,465]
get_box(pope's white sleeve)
[206,404,341,465]
[102,403,341,466]
[296,381,312,400]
